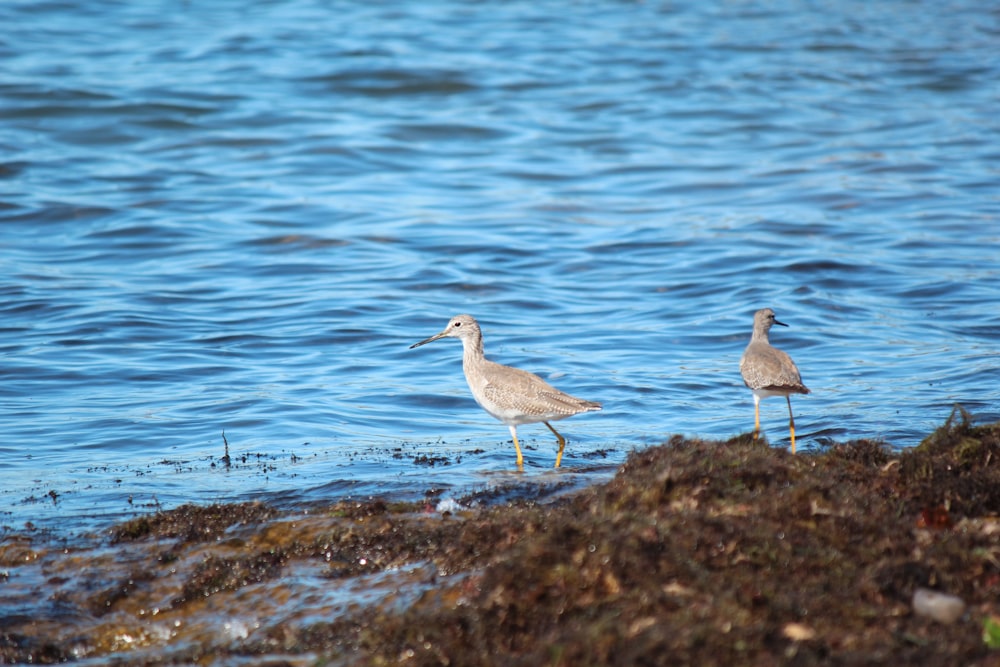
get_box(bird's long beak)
[409,330,449,349]
[773,319,789,327]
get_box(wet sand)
[3,406,1000,665]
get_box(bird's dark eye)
[454,322,462,327]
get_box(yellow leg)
[787,396,796,454]
[752,396,761,440]
[543,422,567,468]
[509,425,524,468]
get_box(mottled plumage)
[739,308,810,452]
[410,314,601,468]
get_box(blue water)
[1,0,998,535]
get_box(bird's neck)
[460,335,486,366]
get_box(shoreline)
[2,406,999,665]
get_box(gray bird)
[410,314,601,468]
[739,308,810,452]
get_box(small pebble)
[782,622,816,641]
[912,587,966,624]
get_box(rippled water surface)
[1,0,998,534]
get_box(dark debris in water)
[413,453,451,466]
[3,409,1000,665]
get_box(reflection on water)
[0,0,997,534]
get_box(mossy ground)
[3,408,1000,665]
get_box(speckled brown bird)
[739,308,810,452]
[410,314,601,469]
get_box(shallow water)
[0,0,998,535]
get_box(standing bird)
[410,314,601,469]
[739,308,811,453]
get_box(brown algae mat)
[3,407,1000,665]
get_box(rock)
[912,588,966,624]
[782,622,817,641]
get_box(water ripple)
[0,0,997,534]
